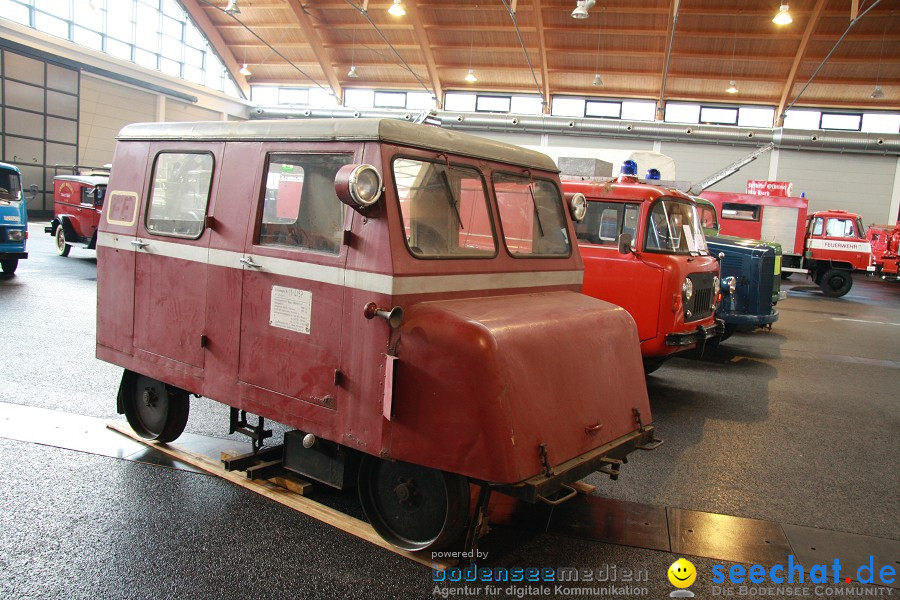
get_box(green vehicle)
[694,196,786,339]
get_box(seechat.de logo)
[668,558,697,598]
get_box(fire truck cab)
[702,192,876,297]
[96,119,658,552]
[563,161,727,374]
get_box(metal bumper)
[491,426,660,504]
[0,251,28,259]
[719,310,779,327]
[665,321,723,347]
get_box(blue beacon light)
[646,168,661,180]
[621,160,638,176]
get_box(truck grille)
[685,272,715,322]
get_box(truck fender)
[54,215,76,242]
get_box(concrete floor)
[1,222,897,599]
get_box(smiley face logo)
[667,558,697,588]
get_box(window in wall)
[510,95,543,115]
[861,113,900,134]
[279,88,309,104]
[375,91,407,108]
[621,101,656,121]
[784,110,821,130]
[700,106,738,125]
[444,93,476,112]
[551,97,586,117]
[820,113,861,131]
[665,103,700,124]
[476,95,511,113]
[586,101,621,118]
[407,92,436,110]
[739,106,775,127]
[345,88,375,108]
[3,0,239,97]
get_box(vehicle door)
[577,201,661,341]
[132,144,222,370]
[237,147,355,412]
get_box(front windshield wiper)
[438,165,464,229]
[528,185,545,237]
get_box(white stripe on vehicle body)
[97,231,583,295]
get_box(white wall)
[79,74,156,167]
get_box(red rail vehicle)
[96,119,659,552]
[701,191,875,297]
[563,161,728,374]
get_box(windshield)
[393,157,496,258]
[645,197,708,255]
[493,173,570,257]
[0,169,22,201]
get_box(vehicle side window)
[258,153,351,255]
[721,203,759,221]
[825,218,854,238]
[856,217,865,240]
[95,186,106,208]
[0,170,21,201]
[494,174,570,256]
[146,152,213,239]
[699,205,718,230]
[393,158,495,258]
[623,204,639,240]
[811,217,824,236]
[81,187,93,205]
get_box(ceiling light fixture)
[572,0,596,20]
[772,3,792,25]
[239,63,251,76]
[592,73,603,86]
[465,69,477,83]
[347,65,359,78]
[388,0,406,17]
[870,85,884,99]
[224,0,240,16]
[726,80,739,94]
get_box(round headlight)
[570,193,587,222]
[721,276,737,294]
[682,278,693,301]
[349,165,382,207]
[713,275,720,291]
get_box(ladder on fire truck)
[689,143,775,195]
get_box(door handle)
[131,239,149,248]
[240,256,261,269]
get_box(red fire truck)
[96,119,659,552]
[866,223,900,280]
[563,161,727,374]
[701,191,875,297]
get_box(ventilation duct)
[250,106,900,155]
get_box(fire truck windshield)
[645,197,708,255]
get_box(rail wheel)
[819,268,852,298]
[358,456,470,552]
[55,226,71,257]
[0,259,17,274]
[123,374,189,442]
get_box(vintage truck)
[0,162,29,275]
[45,169,109,256]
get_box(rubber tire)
[55,225,71,257]
[643,357,668,375]
[0,259,18,274]
[780,272,792,280]
[358,456,470,552]
[819,269,852,298]
[123,374,189,442]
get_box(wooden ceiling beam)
[776,0,828,126]
[530,0,550,114]
[179,0,250,98]
[404,0,443,108]
[284,0,343,103]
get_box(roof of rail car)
[117,118,559,172]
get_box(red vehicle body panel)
[700,191,808,255]
[565,177,721,359]
[867,224,900,275]
[96,120,652,488]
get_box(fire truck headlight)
[713,275,720,291]
[335,164,383,209]
[569,193,587,222]
[682,278,693,301]
[7,229,24,241]
[721,276,737,294]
